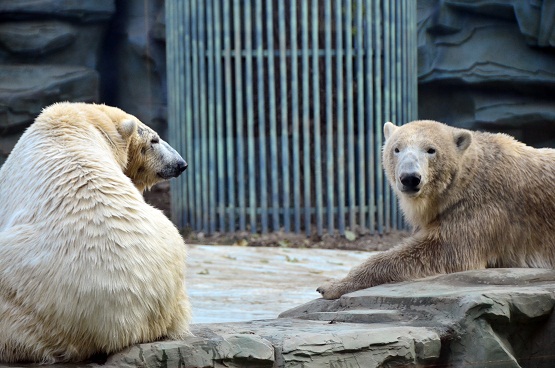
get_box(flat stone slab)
[56,319,440,368]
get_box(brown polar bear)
[318,120,555,299]
[0,102,190,363]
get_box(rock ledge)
[5,268,555,367]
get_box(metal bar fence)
[166,0,417,236]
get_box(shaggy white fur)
[0,102,190,363]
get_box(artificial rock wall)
[1,0,555,166]
[418,0,555,147]
[0,0,166,166]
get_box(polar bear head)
[93,104,187,193]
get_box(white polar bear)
[0,102,191,363]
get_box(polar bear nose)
[400,173,421,189]
[178,160,188,173]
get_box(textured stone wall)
[0,0,166,165]
[2,0,555,166]
[418,0,555,147]
[0,0,114,164]
[99,0,167,137]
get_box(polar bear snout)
[395,150,426,195]
[158,158,187,179]
[155,140,188,179]
[178,160,188,173]
[172,159,188,176]
[400,172,421,190]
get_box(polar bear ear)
[118,119,137,140]
[454,130,472,151]
[383,122,398,140]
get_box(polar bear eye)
[427,148,436,154]
[151,137,160,144]
[394,148,399,153]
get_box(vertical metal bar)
[206,0,216,234]
[233,0,246,231]
[301,0,311,236]
[397,0,404,229]
[256,0,268,233]
[183,0,194,230]
[223,0,236,231]
[390,0,398,231]
[374,0,384,235]
[396,0,404,228]
[364,0,375,234]
[407,1,412,122]
[402,0,408,126]
[398,0,403,228]
[400,0,406,129]
[383,0,391,234]
[197,1,209,233]
[409,1,418,119]
[266,0,279,231]
[355,0,365,231]
[290,0,301,234]
[166,0,178,225]
[244,0,257,233]
[190,0,202,231]
[166,0,175,223]
[312,0,323,236]
[335,0,345,235]
[179,0,187,228]
[278,1,290,232]
[213,0,226,233]
[324,0,334,234]
[345,0,355,232]
[406,0,412,121]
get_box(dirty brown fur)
[318,120,555,299]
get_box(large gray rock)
[0,21,76,55]
[0,65,98,133]
[281,268,555,367]
[48,319,440,368]
[3,268,555,368]
[0,1,115,165]
[418,0,555,147]
[0,65,98,165]
[0,0,115,22]
[114,0,167,137]
[100,0,167,135]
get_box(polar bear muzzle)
[155,139,188,179]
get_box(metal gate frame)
[166,0,417,236]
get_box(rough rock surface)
[3,268,554,367]
[281,268,555,367]
[418,0,555,147]
[0,0,115,22]
[99,0,168,136]
[97,320,440,368]
[0,0,114,165]
[0,21,76,55]
[0,65,98,132]
[0,0,167,166]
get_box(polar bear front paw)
[316,280,354,300]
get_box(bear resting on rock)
[318,120,555,299]
[0,102,190,363]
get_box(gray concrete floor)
[186,245,374,324]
